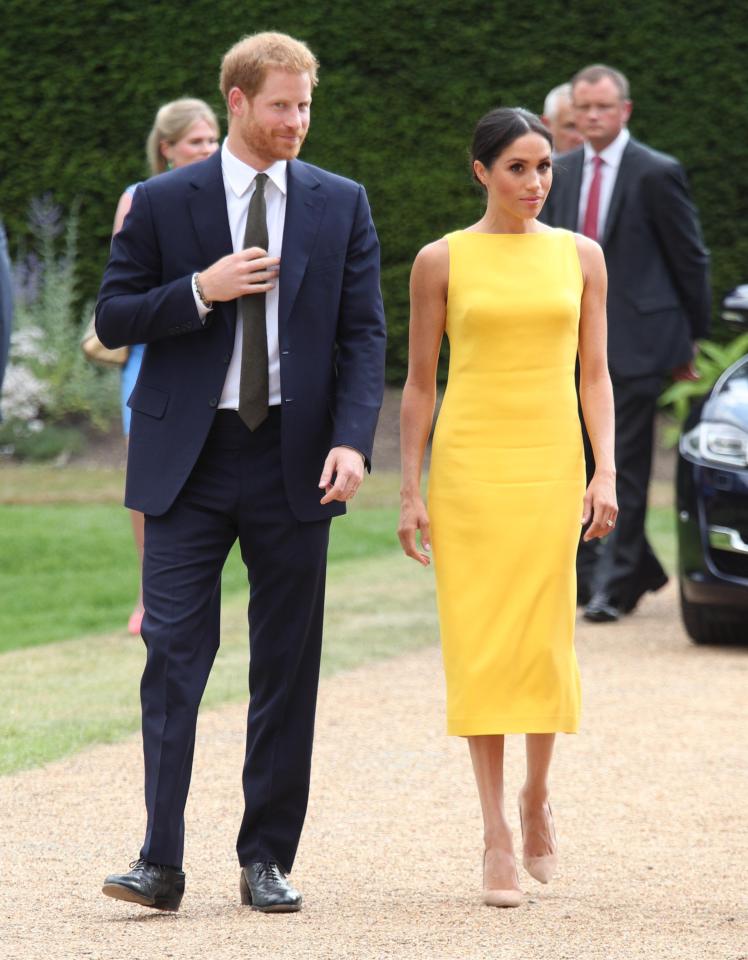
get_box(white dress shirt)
[194,140,287,409]
[577,127,630,239]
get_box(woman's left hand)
[581,470,618,541]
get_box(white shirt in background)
[577,127,630,240]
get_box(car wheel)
[679,582,746,645]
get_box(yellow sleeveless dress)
[429,229,585,735]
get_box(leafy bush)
[1,424,87,462]
[0,197,119,460]
[658,332,748,446]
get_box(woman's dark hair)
[471,108,552,186]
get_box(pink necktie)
[582,156,603,241]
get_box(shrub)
[0,197,119,460]
[2,2,746,383]
[658,332,748,446]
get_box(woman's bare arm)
[575,234,618,540]
[112,190,134,237]
[398,238,449,564]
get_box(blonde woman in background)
[113,98,220,635]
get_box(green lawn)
[0,463,678,775]
[0,552,438,775]
[0,501,402,653]
[0,492,677,655]
[0,464,127,504]
[0,465,409,652]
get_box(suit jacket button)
[222,354,231,364]
[209,397,218,407]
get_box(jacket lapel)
[549,148,583,229]
[565,150,584,230]
[601,138,635,247]
[186,152,235,341]
[279,160,326,339]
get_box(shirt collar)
[221,140,287,197]
[583,127,630,169]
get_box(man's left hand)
[318,447,365,504]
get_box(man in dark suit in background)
[96,32,385,912]
[541,64,710,622]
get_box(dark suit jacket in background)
[96,151,386,521]
[541,137,711,376]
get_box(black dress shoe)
[240,862,302,913]
[620,571,669,613]
[102,858,185,911]
[584,593,621,623]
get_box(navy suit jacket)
[96,151,386,520]
[541,138,711,379]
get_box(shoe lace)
[255,862,285,884]
[128,858,171,875]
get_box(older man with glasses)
[541,82,584,156]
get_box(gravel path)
[2,583,746,960]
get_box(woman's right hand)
[398,494,432,566]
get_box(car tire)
[679,581,746,645]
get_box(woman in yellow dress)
[398,108,617,907]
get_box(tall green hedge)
[2,0,746,382]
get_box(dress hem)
[447,715,580,736]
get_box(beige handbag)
[81,314,129,366]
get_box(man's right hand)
[198,247,279,303]
[671,342,701,382]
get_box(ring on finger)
[606,519,615,527]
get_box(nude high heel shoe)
[518,797,558,884]
[482,849,523,908]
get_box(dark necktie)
[582,155,603,241]
[238,172,269,431]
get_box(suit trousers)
[139,409,330,872]
[591,375,667,608]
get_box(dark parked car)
[676,287,748,644]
